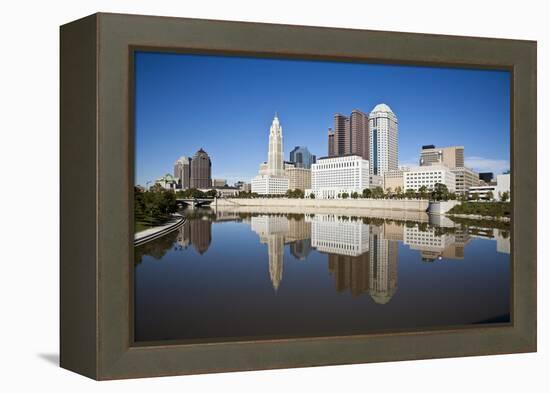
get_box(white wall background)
[0,0,547,390]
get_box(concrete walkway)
[134,214,186,246]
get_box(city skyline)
[135,51,510,187]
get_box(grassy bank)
[134,214,173,233]
[134,186,178,233]
[447,202,511,218]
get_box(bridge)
[176,198,215,208]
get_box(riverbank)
[216,203,430,222]
[446,213,510,222]
[445,201,511,224]
[445,213,510,222]
[216,197,429,212]
[134,214,185,246]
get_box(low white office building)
[495,173,510,197]
[468,173,510,200]
[251,175,289,195]
[467,184,496,200]
[306,155,370,199]
[403,165,456,192]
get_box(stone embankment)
[216,197,429,211]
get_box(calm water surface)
[134,208,510,344]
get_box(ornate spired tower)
[251,114,290,195]
[267,114,284,176]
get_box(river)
[134,208,511,344]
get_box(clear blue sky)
[135,51,510,186]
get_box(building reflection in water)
[247,213,512,303]
[143,209,510,303]
[176,220,190,249]
[368,225,398,304]
[327,254,370,297]
[250,215,311,291]
[175,216,212,255]
[250,213,400,303]
[309,214,369,256]
[310,214,398,303]
[404,225,461,262]
[290,239,312,261]
[402,225,510,261]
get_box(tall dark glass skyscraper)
[328,109,369,160]
[190,148,212,188]
[289,146,316,169]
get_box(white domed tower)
[369,103,398,176]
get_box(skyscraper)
[251,114,290,195]
[173,156,191,189]
[327,128,335,156]
[333,113,350,156]
[267,114,284,177]
[329,110,369,160]
[289,146,316,169]
[369,103,398,176]
[190,148,212,188]
[350,109,369,160]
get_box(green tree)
[394,186,403,199]
[134,186,177,230]
[418,185,429,200]
[205,189,217,198]
[431,183,449,201]
[362,188,372,198]
[500,191,510,202]
[351,191,359,199]
[150,183,164,192]
[486,190,494,201]
[286,188,305,199]
[471,192,480,201]
[309,193,315,199]
[405,188,416,199]
[372,186,384,199]
[341,192,349,199]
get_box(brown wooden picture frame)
[60,12,536,380]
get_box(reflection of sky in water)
[134,211,510,344]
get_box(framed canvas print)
[60,13,537,380]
